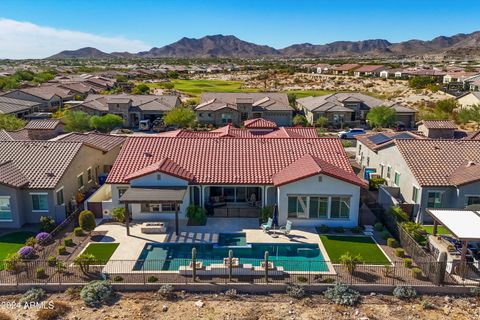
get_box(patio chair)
[261,217,273,232]
[276,220,292,236]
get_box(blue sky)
[0,0,479,58]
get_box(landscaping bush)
[382,265,394,278]
[286,283,306,299]
[36,267,46,279]
[186,205,207,225]
[40,216,56,233]
[25,236,36,247]
[19,287,46,305]
[74,253,96,275]
[57,245,67,255]
[318,224,330,233]
[64,237,74,246]
[79,210,96,233]
[113,275,123,282]
[80,280,114,307]
[393,286,417,300]
[387,237,398,248]
[36,300,70,320]
[4,253,21,272]
[297,276,308,283]
[350,226,363,234]
[56,261,66,273]
[324,283,360,306]
[401,221,427,245]
[112,207,126,223]
[47,256,57,267]
[17,246,34,258]
[381,230,390,240]
[374,222,384,232]
[74,227,84,237]
[339,252,363,274]
[225,288,237,299]
[369,177,385,191]
[403,258,413,268]
[158,284,175,299]
[35,232,51,244]
[333,226,345,233]
[260,205,273,223]
[394,248,405,257]
[390,206,409,222]
[411,267,422,279]
[147,276,158,283]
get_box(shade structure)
[427,209,480,241]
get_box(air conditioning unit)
[103,209,111,216]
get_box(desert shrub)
[113,275,123,282]
[225,288,237,298]
[186,205,207,225]
[381,230,390,240]
[36,300,70,320]
[339,252,363,274]
[403,258,413,268]
[74,227,84,237]
[260,205,273,223]
[341,140,353,148]
[382,265,394,278]
[401,221,427,245]
[35,232,51,244]
[40,216,56,233]
[4,253,21,272]
[80,280,114,307]
[318,224,330,233]
[25,236,36,247]
[147,276,158,283]
[47,256,57,267]
[19,287,46,305]
[393,286,417,300]
[64,237,74,246]
[420,299,434,310]
[36,267,46,279]
[57,245,67,255]
[324,283,360,306]
[333,226,345,233]
[17,246,34,258]
[79,210,96,232]
[158,284,175,299]
[374,222,383,232]
[56,261,66,273]
[350,226,363,234]
[297,276,308,283]
[390,206,409,222]
[112,207,126,223]
[369,177,385,191]
[387,238,398,248]
[411,267,422,279]
[286,283,306,299]
[394,248,405,257]
[74,253,96,275]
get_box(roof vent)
[46,172,55,177]
[467,160,476,167]
[144,152,153,157]
[434,145,440,150]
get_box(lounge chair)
[276,220,292,236]
[261,217,273,232]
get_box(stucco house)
[0,96,41,118]
[353,65,385,77]
[456,92,480,108]
[195,92,293,127]
[104,136,365,229]
[0,134,125,229]
[2,86,73,111]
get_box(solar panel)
[392,132,414,140]
[367,133,392,145]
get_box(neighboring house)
[456,92,480,108]
[353,65,385,77]
[105,136,365,228]
[416,120,457,139]
[0,96,41,118]
[195,93,293,127]
[0,137,124,228]
[443,71,479,84]
[407,69,446,82]
[0,119,64,141]
[296,92,416,128]
[379,68,407,79]
[315,64,331,74]
[331,64,360,75]
[72,94,181,128]
[2,86,73,111]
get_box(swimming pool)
[133,235,328,272]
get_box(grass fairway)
[320,235,390,265]
[82,243,119,264]
[286,89,334,98]
[422,225,451,235]
[148,79,259,97]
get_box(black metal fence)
[0,259,478,287]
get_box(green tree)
[64,110,92,132]
[131,83,150,95]
[435,99,458,114]
[0,114,26,130]
[315,116,329,129]
[339,252,363,274]
[366,106,397,129]
[32,71,55,84]
[162,82,175,90]
[90,114,123,132]
[79,210,96,233]
[287,93,297,108]
[292,114,308,127]
[408,76,436,89]
[163,107,196,128]
[74,253,96,275]
[457,105,480,129]
[167,71,179,79]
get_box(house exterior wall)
[0,185,25,229]
[417,125,454,139]
[276,174,361,228]
[262,111,292,126]
[457,93,480,108]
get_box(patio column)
[175,203,179,236]
[125,202,130,236]
[460,240,468,277]
[432,220,438,236]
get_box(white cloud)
[0,18,151,59]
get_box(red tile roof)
[354,65,385,73]
[263,127,318,138]
[106,137,358,186]
[448,163,480,186]
[272,154,365,187]
[418,120,457,130]
[243,118,278,129]
[125,158,195,182]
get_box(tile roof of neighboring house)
[356,131,423,151]
[243,118,278,129]
[448,163,480,186]
[395,139,480,186]
[262,127,319,138]
[354,65,385,73]
[417,120,457,129]
[196,92,293,112]
[0,96,40,114]
[297,92,384,113]
[272,154,365,187]
[78,94,180,112]
[0,141,83,189]
[125,158,196,182]
[464,130,480,140]
[106,137,357,185]
[58,82,93,94]
[16,86,72,100]
[56,132,126,152]
[24,119,61,130]
[0,160,30,188]
[332,64,360,71]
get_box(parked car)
[338,128,365,139]
[139,119,151,131]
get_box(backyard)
[81,243,119,264]
[0,231,35,261]
[147,79,259,97]
[422,225,451,235]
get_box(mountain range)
[47,32,480,59]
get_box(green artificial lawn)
[81,243,119,264]
[0,231,35,260]
[320,235,390,265]
[422,225,451,235]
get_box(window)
[31,193,48,212]
[87,167,92,182]
[235,187,247,202]
[0,197,12,221]
[394,172,401,186]
[330,197,350,219]
[156,174,161,181]
[223,187,235,202]
[380,164,385,178]
[309,197,329,219]
[366,157,370,167]
[149,203,176,212]
[465,195,480,207]
[412,186,419,204]
[221,113,233,124]
[161,203,175,212]
[386,166,391,179]
[287,196,308,218]
[358,144,362,155]
[56,188,64,206]
[427,191,443,208]
[118,187,128,199]
[77,173,84,190]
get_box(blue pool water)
[133,233,328,272]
